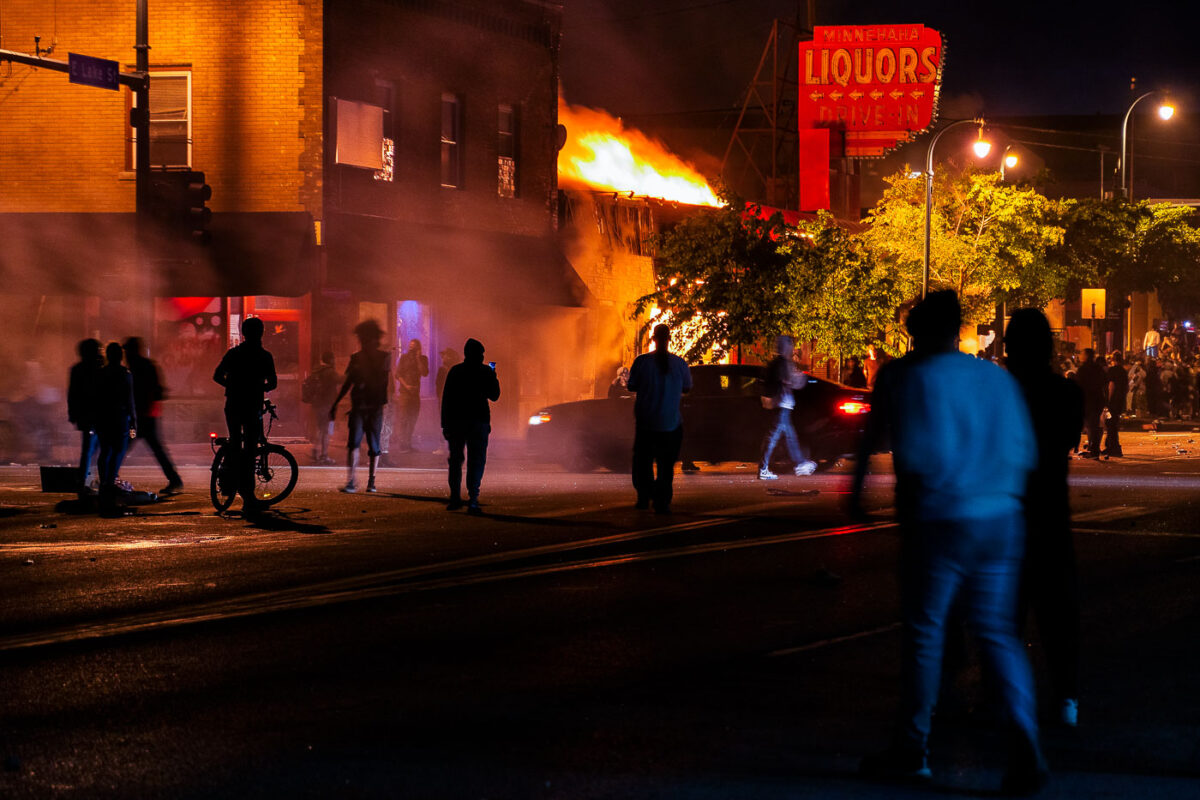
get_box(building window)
[440,93,462,188]
[374,79,395,183]
[498,104,517,198]
[132,72,191,168]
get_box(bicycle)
[209,400,299,512]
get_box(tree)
[862,169,1067,324]
[634,191,799,362]
[791,212,904,359]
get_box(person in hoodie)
[440,338,500,515]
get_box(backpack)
[301,372,320,404]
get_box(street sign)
[68,52,120,91]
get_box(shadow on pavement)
[239,509,331,535]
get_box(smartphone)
[488,361,497,370]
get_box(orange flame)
[558,98,723,207]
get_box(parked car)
[526,364,870,472]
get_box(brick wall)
[0,0,321,215]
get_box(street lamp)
[1120,91,1175,199]
[999,145,1019,180]
[923,118,990,298]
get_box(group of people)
[67,337,183,512]
[845,291,1078,795]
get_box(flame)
[558,98,723,207]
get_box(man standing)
[441,338,500,514]
[123,337,183,495]
[67,338,103,499]
[96,342,137,514]
[626,323,692,514]
[849,291,1045,794]
[1102,351,1128,457]
[1073,348,1106,458]
[844,355,869,389]
[758,335,818,480]
[330,320,390,494]
[395,339,429,453]
[213,317,278,514]
[304,350,341,464]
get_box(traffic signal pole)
[0,0,151,331]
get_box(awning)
[0,212,317,298]
[325,212,592,307]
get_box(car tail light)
[528,411,552,426]
[837,400,871,415]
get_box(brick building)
[0,0,591,443]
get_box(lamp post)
[923,118,989,299]
[1120,91,1174,200]
[999,145,1019,180]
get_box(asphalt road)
[1,431,1198,798]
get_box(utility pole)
[134,0,152,333]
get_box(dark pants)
[78,429,99,492]
[1082,405,1102,455]
[397,390,420,450]
[97,419,130,491]
[1020,509,1081,704]
[1102,412,1122,455]
[129,416,181,485]
[632,425,683,511]
[446,421,489,501]
[225,406,263,506]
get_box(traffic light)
[184,171,212,244]
[148,170,212,244]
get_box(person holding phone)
[441,338,501,514]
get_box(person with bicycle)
[213,317,277,514]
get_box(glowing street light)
[1000,145,1019,180]
[1120,91,1175,199]
[923,118,989,298]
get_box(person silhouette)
[213,317,277,514]
[123,337,183,495]
[67,338,103,499]
[330,319,390,493]
[1006,308,1083,728]
[440,338,500,514]
[850,291,1046,793]
[95,341,137,513]
[395,338,428,453]
[627,323,692,513]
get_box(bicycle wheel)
[209,449,237,512]
[253,444,299,505]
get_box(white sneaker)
[758,468,779,480]
[794,460,818,476]
[366,481,377,493]
[339,482,357,494]
[1060,698,1078,727]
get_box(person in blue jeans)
[95,342,137,513]
[758,335,817,479]
[627,323,692,514]
[849,291,1047,795]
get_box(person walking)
[303,351,340,464]
[213,317,278,515]
[440,338,500,514]
[627,323,692,514]
[1145,357,1163,418]
[1127,356,1146,417]
[1102,351,1128,457]
[95,342,137,513]
[849,291,1045,794]
[758,335,817,480]
[394,339,429,453]
[330,320,390,494]
[67,338,103,499]
[1171,361,1192,419]
[1006,308,1084,729]
[1073,348,1106,458]
[122,337,183,495]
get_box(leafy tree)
[791,212,903,358]
[862,169,1067,324]
[634,191,800,362]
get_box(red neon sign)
[798,24,944,158]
